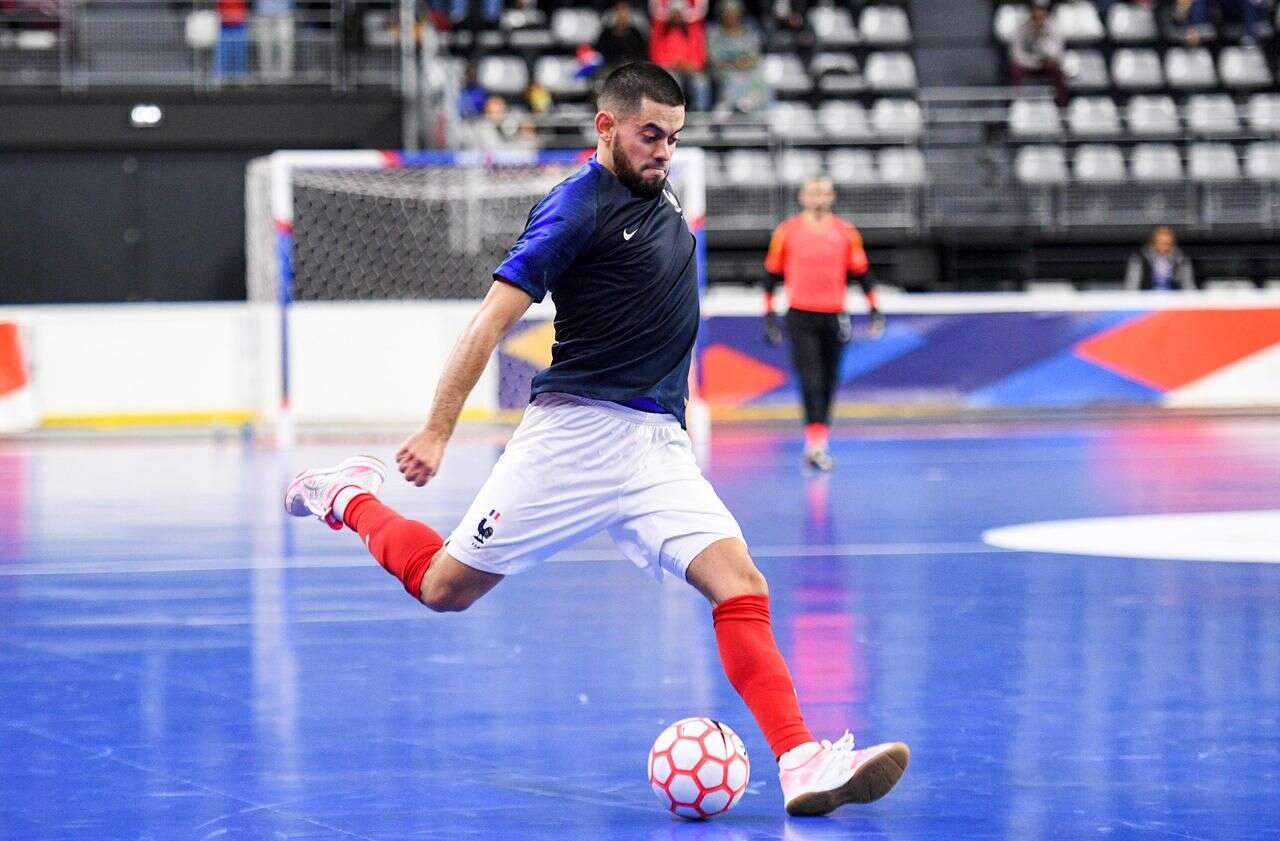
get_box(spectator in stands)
[708,0,769,114]
[1009,1,1068,107]
[649,0,712,110]
[458,62,488,120]
[526,80,553,113]
[254,0,294,81]
[596,1,649,69]
[1216,0,1266,44]
[764,0,815,68]
[1161,0,1213,46]
[216,0,249,78]
[469,94,525,150]
[1125,227,1196,290]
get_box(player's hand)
[837,313,853,344]
[764,312,784,346]
[395,426,448,487]
[869,308,886,339]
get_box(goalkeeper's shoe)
[284,456,387,530]
[779,734,909,816]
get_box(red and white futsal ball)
[647,717,749,819]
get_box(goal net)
[245,148,708,446]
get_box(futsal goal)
[245,148,708,447]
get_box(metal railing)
[0,0,409,90]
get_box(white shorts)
[446,392,744,581]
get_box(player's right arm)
[397,175,596,486]
[397,280,533,486]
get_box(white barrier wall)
[2,289,1279,429]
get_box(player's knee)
[736,566,769,599]
[418,580,478,613]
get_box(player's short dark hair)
[598,62,685,116]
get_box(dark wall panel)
[1,151,255,303]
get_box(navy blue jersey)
[494,157,699,426]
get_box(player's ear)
[594,110,616,142]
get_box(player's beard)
[611,137,666,199]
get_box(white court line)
[0,542,995,577]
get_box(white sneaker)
[284,456,387,531]
[779,733,909,816]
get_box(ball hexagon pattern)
[646,717,750,819]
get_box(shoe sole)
[283,455,388,517]
[784,742,910,817]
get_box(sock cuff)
[341,492,378,531]
[712,594,770,625]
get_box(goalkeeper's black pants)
[786,308,845,426]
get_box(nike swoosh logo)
[623,227,638,241]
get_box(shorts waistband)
[533,392,678,426]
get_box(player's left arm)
[844,224,884,339]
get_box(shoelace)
[820,731,857,757]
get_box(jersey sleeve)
[845,223,869,276]
[494,177,597,303]
[763,221,788,275]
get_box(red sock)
[804,423,828,451]
[344,494,442,599]
[712,594,815,759]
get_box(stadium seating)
[1068,97,1121,137]
[1131,144,1185,182]
[1106,3,1157,44]
[1126,95,1181,136]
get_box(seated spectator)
[469,94,526,150]
[596,1,649,69]
[1215,0,1266,44]
[526,80,553,114]
[458,62,488,120]
[217,0,249,78]
[1125,227,1196,290]
[764,0,815,67]
[708,0,769,114]
[1010,1,1068,107]
[649,0,712,110]
[1161,0,1214,46]
[501,0,547,32]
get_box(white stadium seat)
[778,149,825,184]
[1126,95,1180,136]
[477,55,528,97]
[860,5,912,46]
[1247,94,1280,134]
[1015,145,1069,183]
[550,8,602,46]
[1073,144,1126,181]
[761,53,811,94]
[768,101,823,143]
[1245,142,1280,180]
[1188,143,1241,181]
[877,147,926,185]
[1165,47,1217,89]
[1111,49,1163,89]
[1219,46,1273,89]
[864,51,916,92]
[1186,94,1241,136]
[534,55,590,97]
[1009,99,1062,138]
[826,149,878,185]
[818,100,872,139]
[1065,49,1109,91]
[1068,97,1121,136]
[1052,0,1105,43]
[870,98,921,139]
[723,149,776,186]
[1107,2,1156,43]
[994,4,1029,44]
[1130,144,1184,181]
[809,6,860,47]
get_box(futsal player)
[285,62,908,816]
[763,176,884,471]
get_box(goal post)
[246,147,708,448]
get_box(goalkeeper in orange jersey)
[763,175,883,471]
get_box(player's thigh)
[418,548,504,612]
[685,537,768,606]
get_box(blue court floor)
[2,417,1279,841]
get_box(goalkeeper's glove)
[764,311,784,346]
[869,308,886,339]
